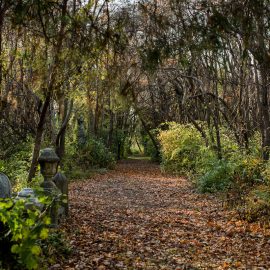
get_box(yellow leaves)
[11,244,20,254]
[31,245,41,256]
[43,216,51,225]
[40,228,49,239]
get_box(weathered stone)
[38,148,60,163]
[17,187,35,197]
[0,173,11,198]
[52,173,68,194]
[38,148,61,227]
[52,172,68,216]
[38,148,60,182]
[16,188,43,210]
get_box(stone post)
[52,172,68,217]
[38,148,61,226]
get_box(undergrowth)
[63,137,115,179]
[158,122,270,222]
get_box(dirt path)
[59,159,270,270]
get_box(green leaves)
[0,195,53,269]
[158,122,205,175]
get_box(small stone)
[126,251,133,257]
[103,260,110,266]
[51,264,61,269]
[116,262,124,267]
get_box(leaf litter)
[56,159,270,270]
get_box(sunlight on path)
[58,159,270,270]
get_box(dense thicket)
[0,0,270,189]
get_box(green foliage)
[158,122,267,199]
[141,133,159,162]
[232,155,264,186]
[197,159,234,193]
[196,152,263,194]
[240,185,270,222]
[81,138,115,168]
[0,140,34,192]
[63,137,116,179]
[158,122,205,175]
[0,195,52,269]
[40,231,71,265]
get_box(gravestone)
[52,172,68,216]
[0,173,11,198]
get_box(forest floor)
[57,159,270,270]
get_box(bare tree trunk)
[28,92,51,182]
[260,65,270,160]
[27,0,68,182]
[107,90,114,148]
[55,99,73,160]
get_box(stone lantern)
[38,148,60,193]
[38,148,61,227]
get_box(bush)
[0,195,52,269]
[0,140,33,191]
[197,159,235,193]
[239,185,270,222]
[197,153,264,194]
[158,122,266,193]
[232,155,264,186]
[158,122,205,175]
[63,137,116,178]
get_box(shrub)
[0,195,52,269]
[0,140,33,191]
[197,159,235,193]
[158,122,205,175]
[232,155,264,187]
[63,137,116,178]
[240,185,270,222]
[197,154,264,194]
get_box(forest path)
[59,159,270,270]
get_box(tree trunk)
[28,92,51,182]
[260,65,270,160]
[27,0,68,182]
[55,99,73,160]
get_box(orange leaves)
[59,159,270,269]
[222,260,242,269]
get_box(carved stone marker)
[52,172,68,216]
[0,173,11,198]
[38,148,60,192]
[38,148,61,226]
[38,148,68,226]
